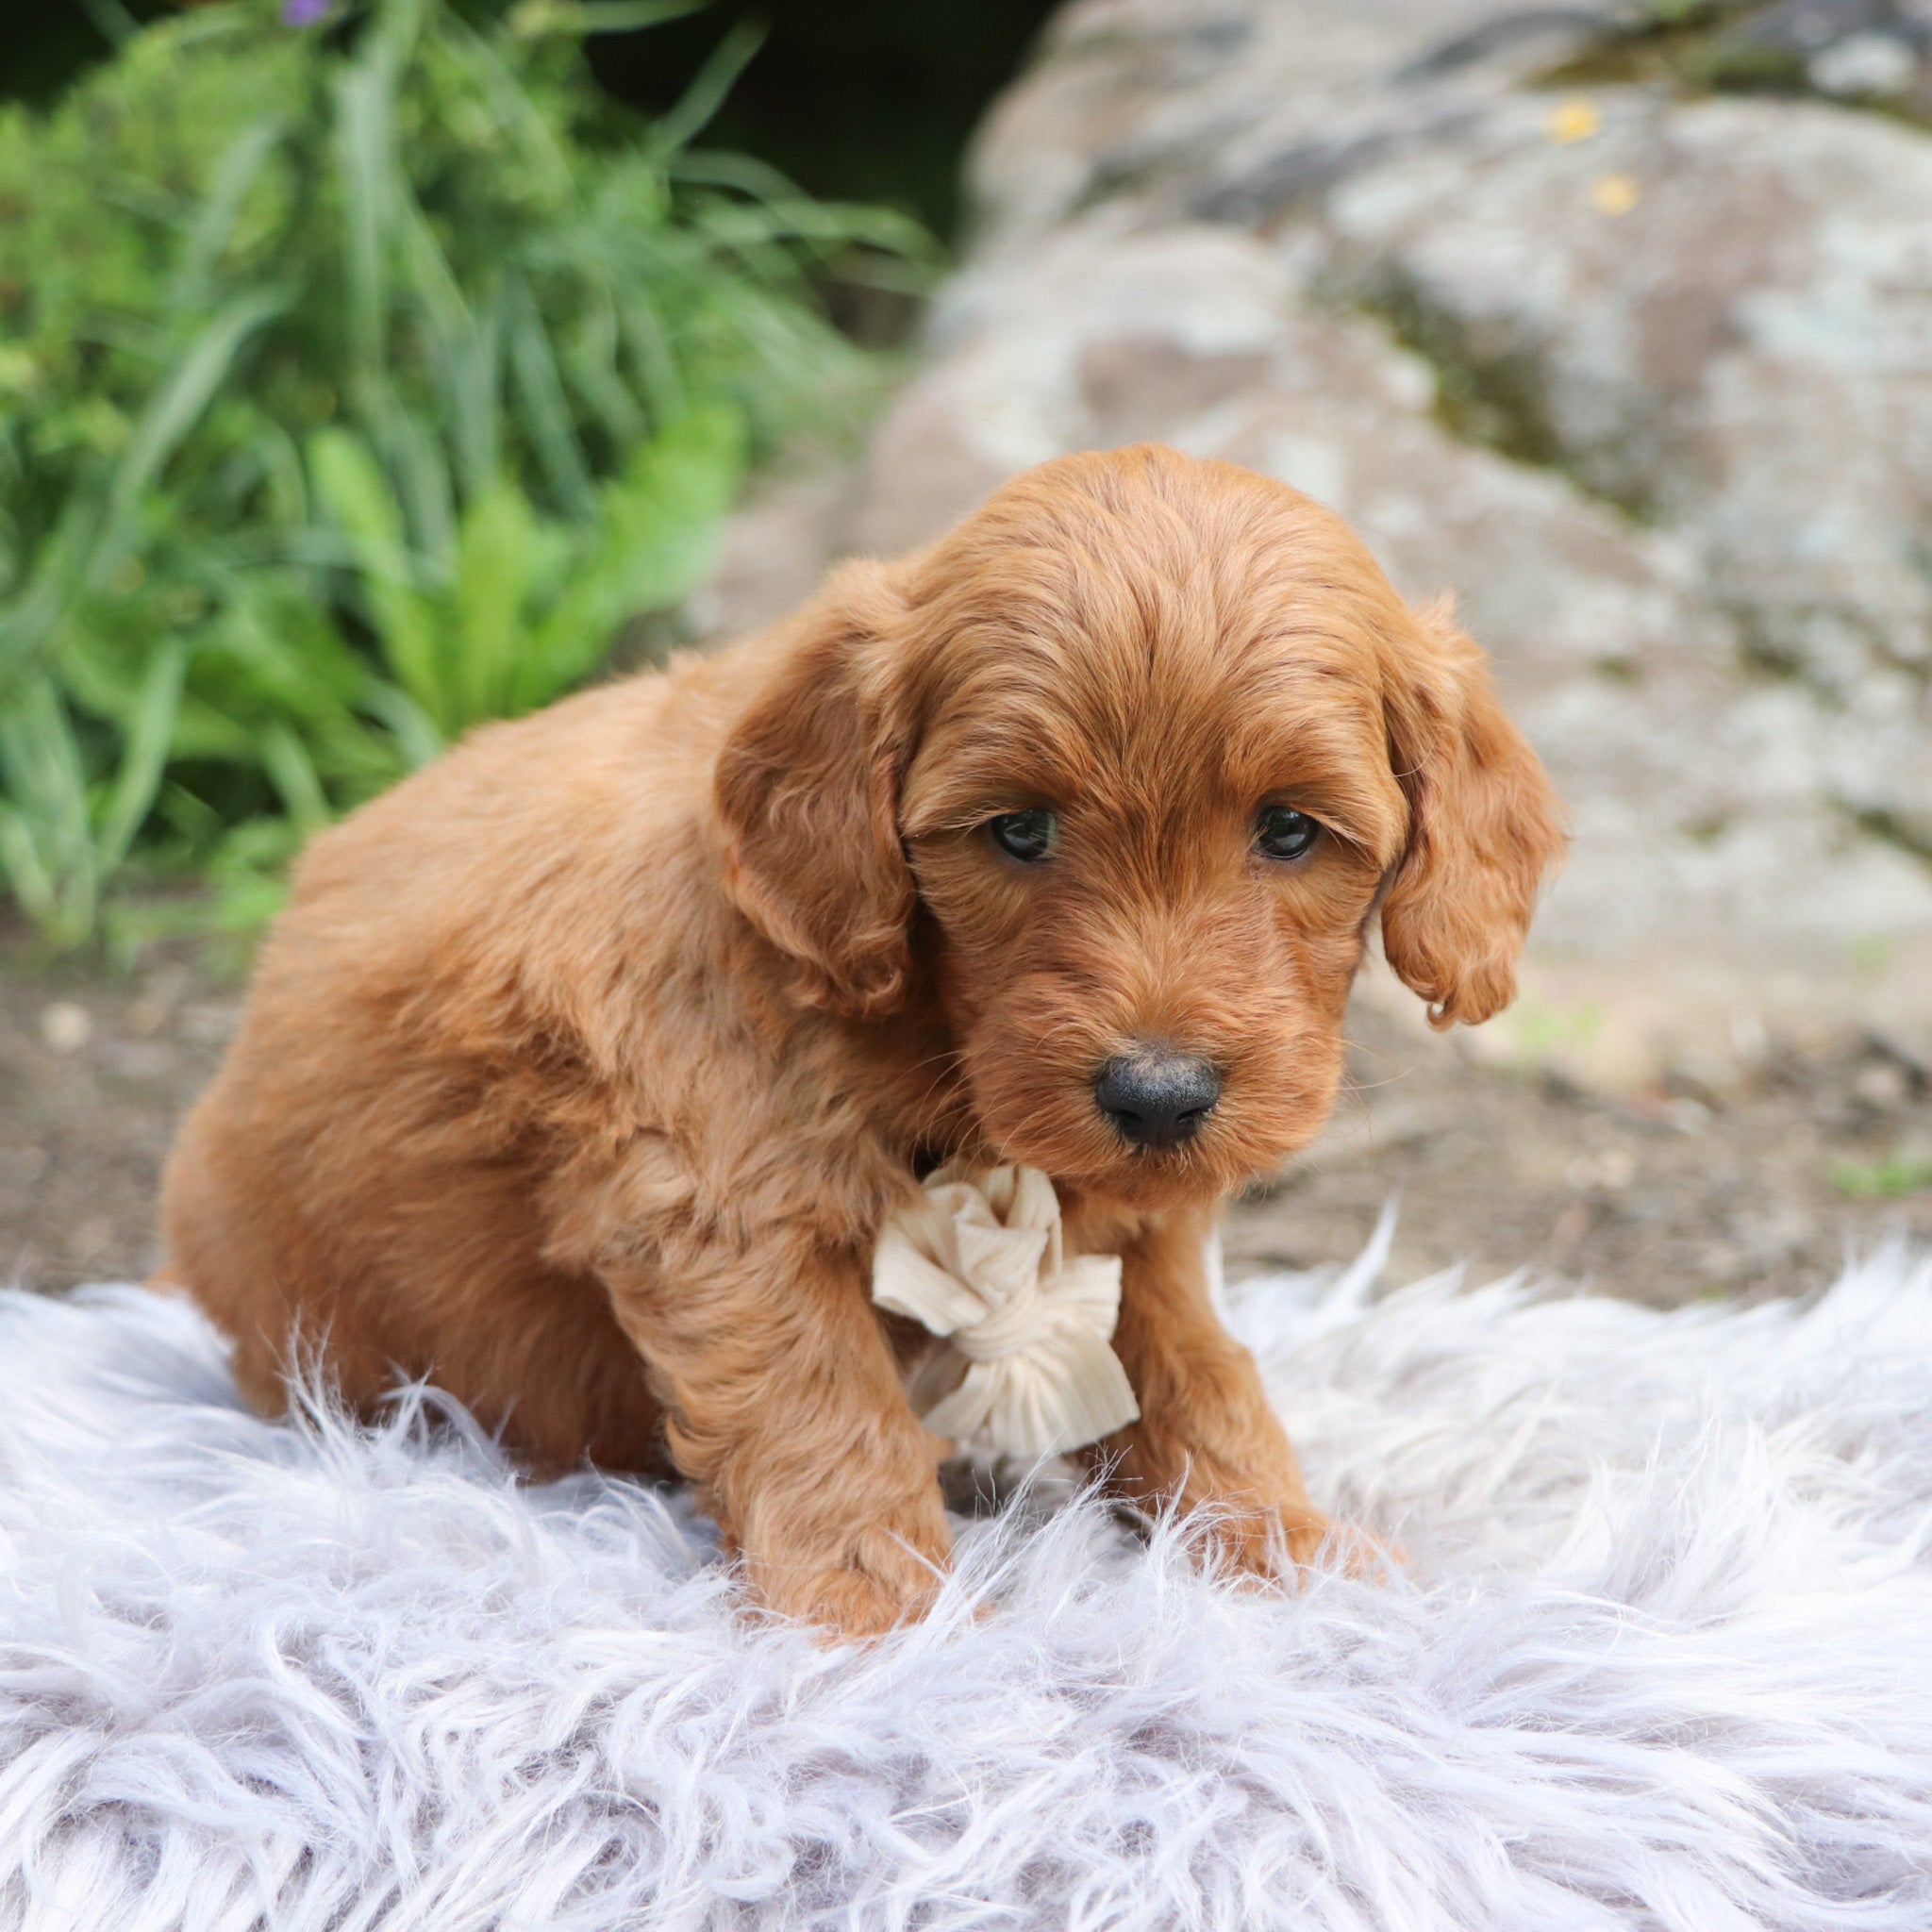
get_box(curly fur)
[159,445,1564,1633]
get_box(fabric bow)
[872,1162,1140,1459]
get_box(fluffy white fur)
[7,1229,1932,1930]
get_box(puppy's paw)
[1189,1502,1402,1588]
[1287,1509,1407,1580]
[776,1563,941,1641]
[749,1511,952,1641]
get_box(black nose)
[1093,1052,1223,1149]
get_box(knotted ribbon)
[872,1162,1140,1459]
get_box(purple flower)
[283,0,334,25]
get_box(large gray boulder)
[699,0,1932,1077]
[1324,91,1932,858]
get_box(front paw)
[747,1507,953,1640]
[1188,1500,1401,1585]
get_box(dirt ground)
[4,926,1930,1305]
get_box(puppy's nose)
[1094,1052,1223,1149]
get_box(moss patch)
[1541,0,1932,128]
[1350,271,1658,520]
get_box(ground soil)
[5,931,1930,1305]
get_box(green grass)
[0,0,930,949]
[1830,1156,1932,1202]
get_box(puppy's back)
[160,655,733,1468]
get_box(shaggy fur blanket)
[5,1233,1932,1930]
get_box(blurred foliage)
[0,0,928,949]
[8,0,1063,239]
[584,0,1061,237]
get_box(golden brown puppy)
[161,444,1564,1636]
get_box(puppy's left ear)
[1379,598,1567,1030]
[713,560,917,1018]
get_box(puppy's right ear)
[713,561,916,1018]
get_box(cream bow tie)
[871,1162,1140,1460]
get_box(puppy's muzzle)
[1094,1052,1223,1149]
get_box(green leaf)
[518,403,742,709]
[655,20,767,152]
[0,803,58,930]
[258,721,332,837]
[510,1,706,39]
[380,405,459,576]
[333,48,398,386]
[92,287,290,588]
[0,673,96,944]
[358,678,444,769]
[309,426,447,725]
[0,509,92,699]
[168,116,286,317]
[504,275,595,519]
[437,293,506,504]
[75,0,139,50]
[452,480,541,724]
[600,402,745,609]
[94,635,187,872]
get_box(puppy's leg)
[603,1240,953,1637]
[1096,1205,1352,1578]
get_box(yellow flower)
[1547,97,1602,144]
[1591,173,1641,215]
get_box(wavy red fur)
[161,446,1566,1635]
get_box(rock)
[697,0,1932,1074]
[1808,31,1920,97]
[1690,0,1932,99]
[1321,91,1932,853]
[836,219,1932,974]
[966,0,1626,254]
[38,1003,91,1056]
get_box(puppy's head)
[715,446,1565,1206]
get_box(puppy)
[160,444,1564,1636]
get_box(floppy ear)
[1379,598,1567,1030]
[712,561,917,1019]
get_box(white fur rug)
[7,1234,1932,1930]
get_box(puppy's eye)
[986,808,1058,863]
[1254,805,1321,862]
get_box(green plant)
[0,652,183,948]
[0,0,926,946]
[1830,1155,1932,1202]
[308,403,741,738]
